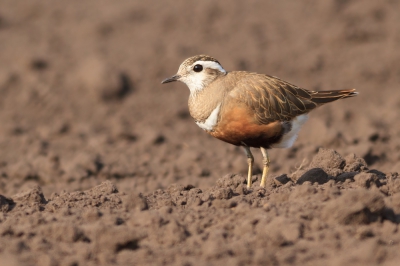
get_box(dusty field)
[0,0,400,265]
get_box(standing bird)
[161,55,358,188]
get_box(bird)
[161,55,358,188]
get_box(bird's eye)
[193,64,203,72]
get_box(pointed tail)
[310,89,358,105]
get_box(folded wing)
[231,73,357,124]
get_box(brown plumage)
[162,55,358,188]
[230,72,357,124]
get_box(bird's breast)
[194,103,221,132]
[209,102,288,148]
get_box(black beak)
[161,75,181,84]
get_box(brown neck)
[188,76,228,122]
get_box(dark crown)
[182,55,221,67]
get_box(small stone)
[335,172,358,182]
[297,168,330,185]
[274,174,291,186]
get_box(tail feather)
[311,89,358,105]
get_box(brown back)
[228,72,357,124]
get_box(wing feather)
[231,73,357,124]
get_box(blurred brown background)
[1,1,400,265]
[0,0,399,197]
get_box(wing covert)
[232,73,317,124]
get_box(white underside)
[195,103,221,131]
[271,114,309,148]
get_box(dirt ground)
[0,0,400,265]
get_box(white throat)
[183,73,208,94]
[180,61,226,94]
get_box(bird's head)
[161,55,227,94]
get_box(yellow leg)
[243,146,254,188]
[260,147,270,188]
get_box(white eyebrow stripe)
[193,60,226,73]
